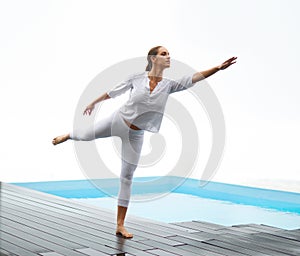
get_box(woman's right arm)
[83,93,111,115]
[84,73,136,115]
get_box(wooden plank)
[0,207,152,256]
[281,230,300,238]
[76,247,135,256]
[139,239,203,256]
[232,223,284,233]
[0,250,12,256]
[206,236,291,256]
[176,241,248,256]
[1,207,156,256]
[203,239,270,256]
[2,185,133,227]
[75,248,109,256]
[0,240,39,256]
[1,191,108,220]
[1,189,111,220]
[274,231,300,241]
[171,222,210,233]
[218,226,260,234]
[0,197,117,236]
[219,232,300,256]
[1,218,84,250]
[1,224,88,256]
[168,232,218,243]
[253,232,300,247]
[0,232,50,255]
[1,190,154,233]
[168,234,214,245]
[174,245,225,256]
[4,187,296,253]
[169,234,290,256]
[144,249,181,256]
[293,229,300,234]
[39,253,65,256]
[2,182,300,256]
[171,221,223,234]
[0,202,173,252]
[1,193,183,247]
[247,233,300,254]
[1,199,134,242]
[192,220,227,230]
[2,185,204,236]
[125,215,197,235]
[3,185,222,242]
[170,225,300,256]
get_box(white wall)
[1,0,299,192]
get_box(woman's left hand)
[218,57,237,70]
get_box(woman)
[52,46,237,238]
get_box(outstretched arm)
[192,57,237,83]
[83,93,111,115]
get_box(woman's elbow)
[192,72,205,83]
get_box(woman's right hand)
[83,103,95,115]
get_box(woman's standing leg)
[53,111,144,238]
[116,129,144,238]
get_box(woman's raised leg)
[52,113,115,145]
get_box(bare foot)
[116,226,133,239]
[52,134,69,145]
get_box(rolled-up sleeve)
[169,74,196,94]
[107,77,133,98]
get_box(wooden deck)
[1,182,300,256]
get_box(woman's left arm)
[192,57,237,83]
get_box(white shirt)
[107,71,196,133]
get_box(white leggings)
[70,111,144,207]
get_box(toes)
[52,138,58,145]
[116,231,133,239]
[127,233,133,238]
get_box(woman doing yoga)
[52,46,237,238]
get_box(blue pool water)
[73,193,300,230]
[14,176,300,230]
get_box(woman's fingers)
[83,107,94,115]
[224,57,237,64]
[83,108,90,115]
[228,56,237,62]
[220,57,237,70]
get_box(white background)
[1,0,300,192]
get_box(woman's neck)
[148,66,164,80]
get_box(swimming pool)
[14,176,300,230]
[74,193,300,230]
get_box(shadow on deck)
[1,182,300,256]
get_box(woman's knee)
[118,198,129,207]
[118,177,132,207]
[71,129,95,141]
[120,163,137,181]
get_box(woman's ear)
[150,55,156,63]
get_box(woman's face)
[153,47,171,69]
